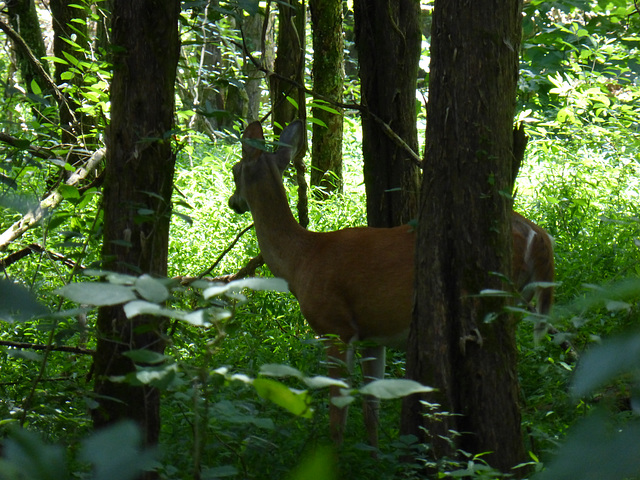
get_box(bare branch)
[0,243,82,270]
[0,148,105,252]
[0,340,94,356]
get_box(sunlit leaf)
[358,379,434,400]
[56,282,136,306]
[253,377,313,418]
[134,274,169,303]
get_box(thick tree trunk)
[402,0,526,475]
[92,1,179,469]
[353,0,421,227]
[309,0,344,196]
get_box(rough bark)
[402,0,526,475]
[353,0,421,227]
[309,0,344,196]
[92,1,179,468]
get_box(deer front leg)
[361,344,386,448]
[326,338,354,445]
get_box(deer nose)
[228,194,249,214]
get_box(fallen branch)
[0,148,105,252]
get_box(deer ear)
[275,120,304,171]
[242,121,265,161]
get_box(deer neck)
[245,165,310,281]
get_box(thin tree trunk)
[402,0,526,475]
[270,0,306,133]
[7,0,50,91]
[309,0,344,196]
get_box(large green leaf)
[253,377,313,419]
[0,278,48,323]
[56,282,137,306]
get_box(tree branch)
[0,243,82,270]
[0,340,94,356]
[0,148,105,252]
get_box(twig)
[0,340,94,356]
[180,223,256,285]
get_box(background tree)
[0,1,639,478]
[6,0,49,91]
[92,0,180,462]
[402,0,526,473]
[353,0,421,227]
[270,0,306,132]
[309,0,344,196]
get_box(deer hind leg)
[360,344,386,448]
[326,338,354,445]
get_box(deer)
[228,119,554,447]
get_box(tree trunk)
[309,0,343,196]
[402,0,526,475]
[353,0,421,227]
[270,0,306,133]
[50,0,97,154]
[7,0,50,92]
[92,1,179,470]
[242,7,274,122]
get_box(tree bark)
[270,0,306,133]
[6,0,50,91]
[402,0,526,475]
[92,1,179,470]
[309,0,344,196]
[353,0,421,227]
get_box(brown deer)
[228,120,554,446]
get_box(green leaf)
[253,377,313,418]
[534,412,640,480]
[287,446,336,480]
[0,278,48,323]
[79,421,156,480]
[58,184,80,199]
[55,282,137,306]
[259,363,303,378]
[3,428,68,480]
[123,349,168,365]
[134,274,169,303]
[30,79,42,95]
[358,379,434,399]
[203,277,289,299]
[571,332,640,399]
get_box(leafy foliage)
[1,0,640,479]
